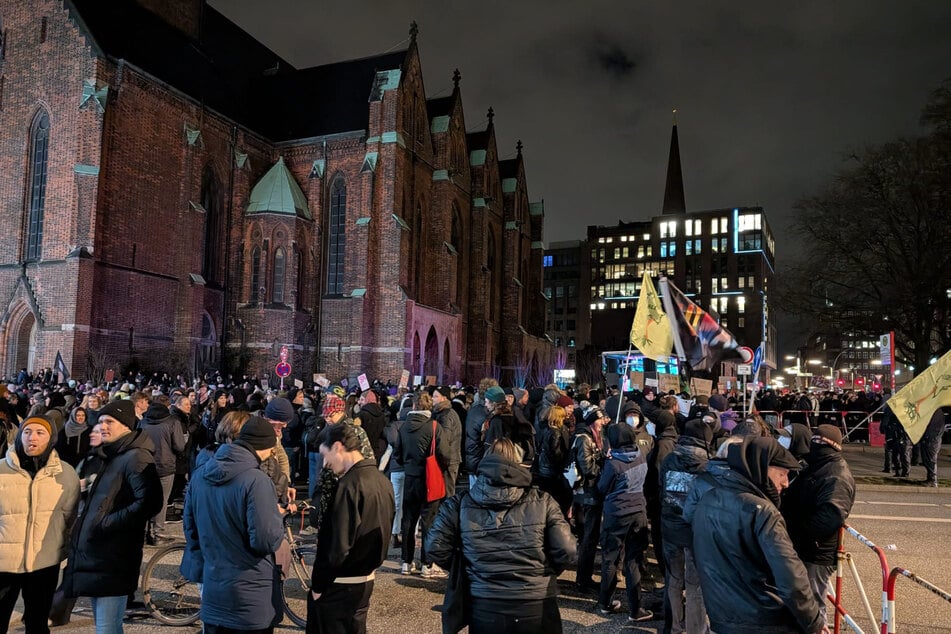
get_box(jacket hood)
[361,402,384,416]
[100,428,155,458]
[12,432,56,475]
[726,436,798,506]
[143,403,172,422]
[605,422,637,449]
[609,447,642,463]
[787,423,812,460]
[405,410,432,431]
[202,442,261,486]
[471,453,532,507]
[68,407,88,426]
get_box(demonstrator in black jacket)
[426,438,576,634]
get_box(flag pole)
[616,343,634,425]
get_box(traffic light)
[873,383,881,391]
[836,378,845,387]
[855,377,865,387]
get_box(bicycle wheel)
[281,545,316,628]
[142,543,201,626]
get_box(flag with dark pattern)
[659,278,742,371]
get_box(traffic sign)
[752,346,763,374]
[737,364,752,376]
[275,362,291,378]
[738,347,754,364]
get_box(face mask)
[778,435,791,449]
[646,422,656,437]
[626,416,639,427]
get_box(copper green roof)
[247,157,312,220]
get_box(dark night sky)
[211,0,951,259]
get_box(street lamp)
[830,350,848,389]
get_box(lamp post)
[830,350,847,390]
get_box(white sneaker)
[422,563,447,579]
[401,562,417,575]
[299,526,317,536]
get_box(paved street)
[9,443,951,633]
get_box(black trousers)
[469,596,561,634]
[306,581,372,634]
[0,565,60,634]
[401,475,441,566]
[598,511,649,614]
[575,502,603,585]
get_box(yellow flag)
[630,273,673,360]
[890,349,951,444]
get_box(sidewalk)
[842,443,951,493]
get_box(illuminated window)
[737,296,746,313]
[720,217,728,233]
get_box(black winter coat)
[464,402,490,473]
[63,430,164,597]
[399,411,451,478]
[433,402,463,468]
[781,446,855,566]
[425,454,576,601]
[686,464,823,634]
[356,402,388,463]
[535,425,570,479]
[659,439,709,548]
[139,403,185,477]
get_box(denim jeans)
[805,562,836,626]
[390,471,405,535]
[308,451,323,501]
[91,595,128,634]
[663,542,709,634]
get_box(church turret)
[662,109,686,214]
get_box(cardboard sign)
[340,378,349,388]
[293,379,304,388]
[645,377,658,388]
[658,374,680,394]
[628,371,645,391]
[398,370,410,389]
[414,375,423,387]
[314,374,330,388]
[105,369,115,383]
[690,378,713,397]
[425,375,437,386]
[358,373,371,392]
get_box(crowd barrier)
[832,525,951,633]
[756,410,880,443]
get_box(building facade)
[0,0,550,385]
[543,240,591,383]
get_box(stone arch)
[423,326,439,382]
[4,303,38,376]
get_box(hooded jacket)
[464,400,490,473]
[425,454,576,601]
[138,402,186,477]
[182,442,284,630]
[432,400,463,469]
[356,400,388,462]
[63,429,164,597]
[659,437,710,548]
[571,422,605,505]
[781,444,855,566]
[596,425,648,517]
[687,438,822,634]
[0,444,79,572]
[399,410,451,478]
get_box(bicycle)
[140,502,316,627]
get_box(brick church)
[0,0,552,386]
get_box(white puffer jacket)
[0,447,80,572]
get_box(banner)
[889,349,951,444]
[659,277,742,371]
[630,273,673,360]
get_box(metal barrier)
[752,409,880,443]
[832,524,891,634]
[884,567,951,633]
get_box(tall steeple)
[662,109,686,214]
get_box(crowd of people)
[0,366,913,634]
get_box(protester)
[572,405,607,592]
[782,425,856,627]
[0,416,80,634]
[308,424,395,634]
[62,399,164,633]
[686,436,828,634]
[182,416,285,633]
[426,438,576,633]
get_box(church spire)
[662,109,686,215]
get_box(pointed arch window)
[272,248,286,304]
[250,246,261,303]
[487,228,497,322]
[201,168,223,283]
[327,179,346,294]
[451,205,463,306]
[295,246,304,309]
[25,111,50,261]
[413,206,424,300]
